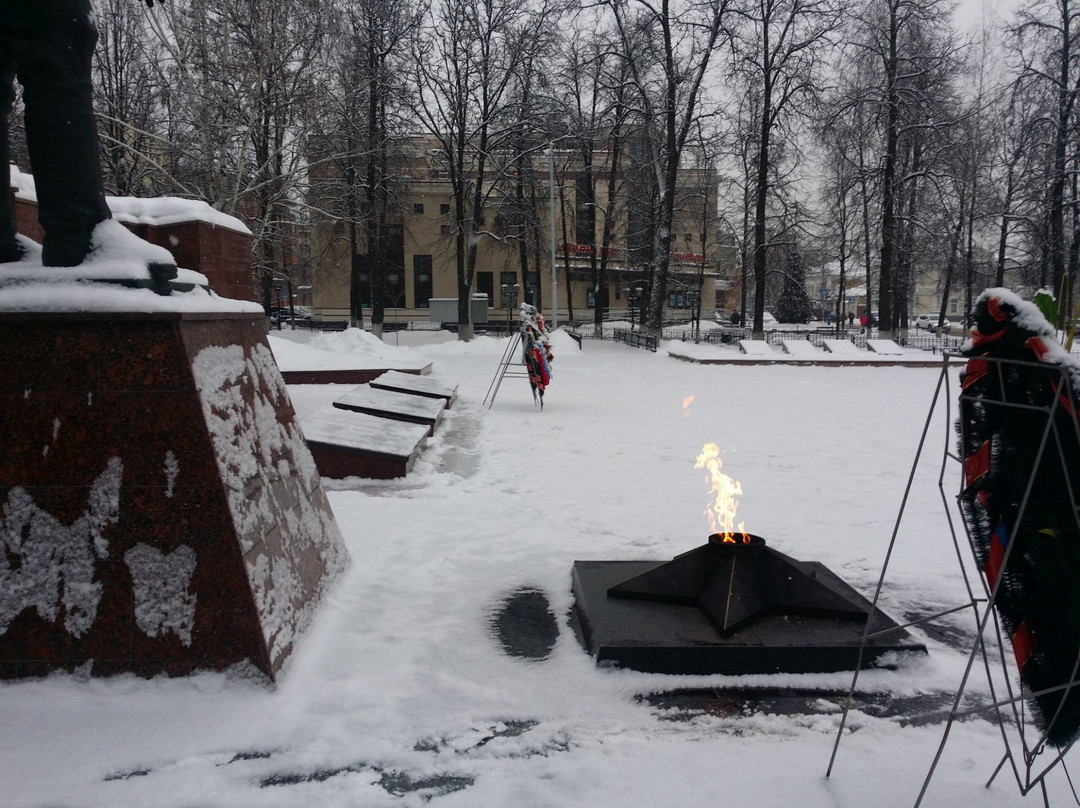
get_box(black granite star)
[607,535,871,637]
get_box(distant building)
[307,135,727,324]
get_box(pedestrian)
[848,310,854,327]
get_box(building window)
[476,271,494,305]
[440,224,452,236]
[684,233,692,243]
[413,203,424,214]
[413,255,432,308]
[440,203,450,215]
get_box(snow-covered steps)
[370,369,459,408]
[332,384,447,436]
[299,406,429,479]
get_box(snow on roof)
[8,163,250,234]
[0,281,263,314]
[109,197,249,234]
[0,224,261,314]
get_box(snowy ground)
[2,327,1072,807]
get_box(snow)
[300,407,430,458]
[9,164,250,233]
[334,386,447,422]
[108,197,249,234]
[1,457,122,639]
[191,341,348,672]
[738,338,777,356]
[1,327,1073,807]
[782,339,820,356]
[823,338,864,355]
[0,221,263,315]
[866,339,906,355]
[269,328,432,372]
[0,279,263,314]
[669,337,934,365]
[123,544,198,648]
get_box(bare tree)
[604,0,733,336]
[843,0,966,337]
[412,0,537,340]
[817,98,864,331]
[734,0,839,337]
[146,0,327,310]
[93,0,169,197]
[557,24,635,335]
[336,0,420,335]
[1010,0,1080,324]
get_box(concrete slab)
[280,366,431,385]
[782,339,821,357]
[370,369,459,407]
[333,385,447,435]
[866,339,906,355]
[823,339,863,355]
[300,407,429,479]
[738,339,776,356]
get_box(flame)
[695,443,750,543]
[682,395,694,417]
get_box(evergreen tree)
[775,248,814,323]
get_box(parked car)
[912,313,951,333]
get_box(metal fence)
[612,329,658,352]
[272,314,1080,359]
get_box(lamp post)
[627,285,643,331]
[547,144,558,330]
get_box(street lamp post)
[547,145,558,330]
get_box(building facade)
[308,136,729,324]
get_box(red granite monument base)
[0,310,348,681]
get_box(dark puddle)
[491,587,559,660]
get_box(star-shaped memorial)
[572,535,925,675]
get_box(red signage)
[558,243,705,263]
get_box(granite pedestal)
[0,310,348,680]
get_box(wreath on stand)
[959,289,1080,748]
[520,303,554,408]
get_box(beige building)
[308,136,728,325]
